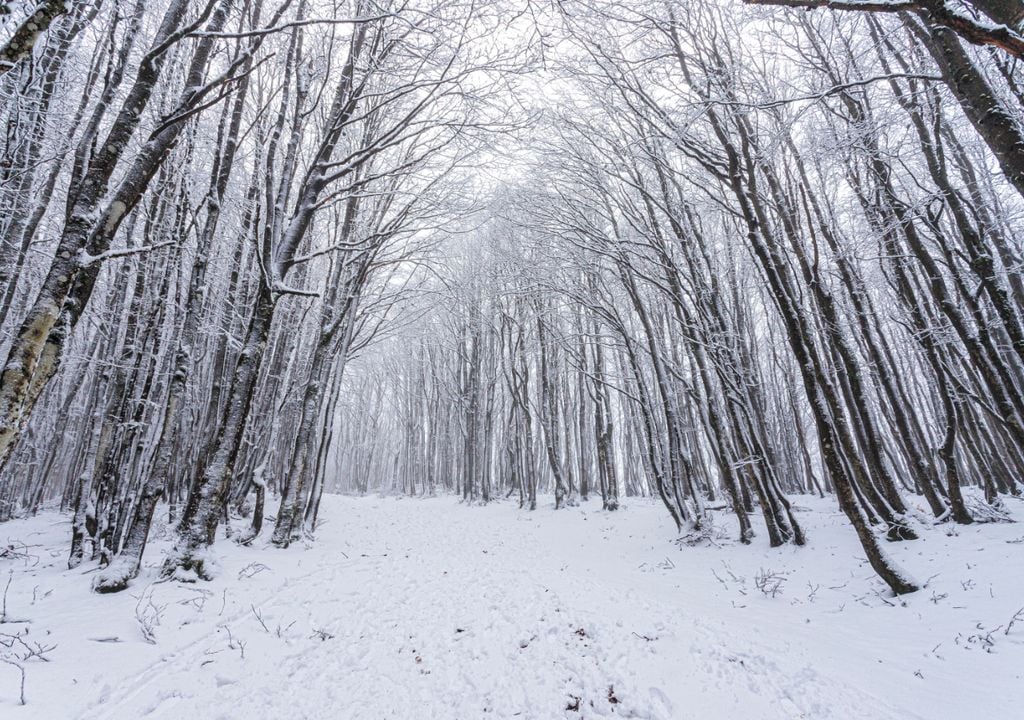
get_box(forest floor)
[0,493,1022,719]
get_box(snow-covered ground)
[1,494,1022,719]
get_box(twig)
[755,568,787,598]
[238,562,270,580]
[0,572,10,623]
[223,626,246,659]
[250,604,270,634]
[0,657,24,705]
[1006,606,1024,636]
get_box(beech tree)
[0,0,1021,599]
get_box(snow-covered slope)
[1,495,1022,719]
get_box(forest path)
[3,494,1022,719]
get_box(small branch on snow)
[0,629,56,661]
[250,604,270,634]
[1006,606,1024,636]
[237,562,270,580]
[0,541,39,566]
[222,625,246,659]
[0,657,25,705]
[0,572,10,623]
[132,587,165,644]
[755,568,788,598]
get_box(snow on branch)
[744,0,1024,57]
[77,240,176,267]
[0,0,68,76]
[188,14,395,40]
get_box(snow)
[1,494,1022,719]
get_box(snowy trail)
[2,495,1022,719]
